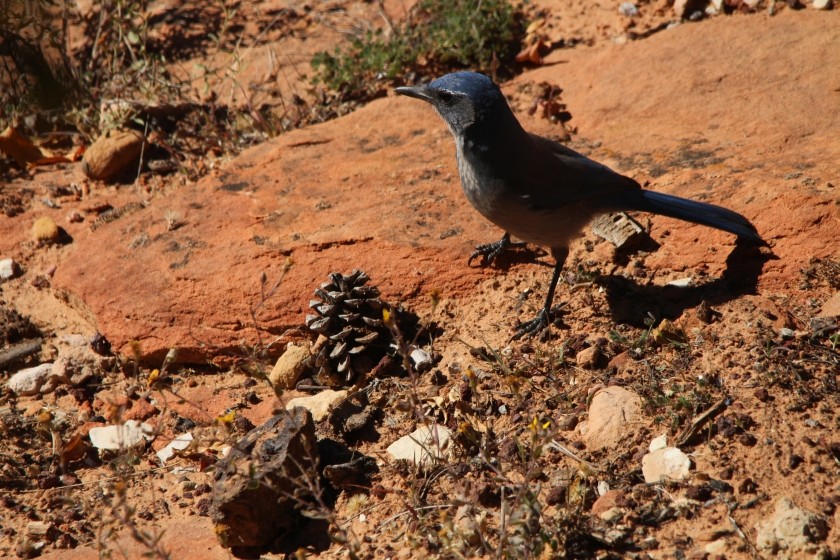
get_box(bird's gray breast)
[454,138,595,248]
[455,139,507,218]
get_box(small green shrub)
[311,0,525,102]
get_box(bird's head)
[396,72,513,137]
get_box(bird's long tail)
[615,190,764,244]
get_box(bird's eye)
[437,91,456,105]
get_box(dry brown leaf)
[0,126,44,167]
[60,433,90,464]
[69,143,86,162]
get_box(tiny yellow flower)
[216,409,236,425]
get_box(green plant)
[311,0,525,103]
[608,312,657,357]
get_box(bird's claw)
[512,309,551,340]
[512,305,565,340]
[468,236,510,266]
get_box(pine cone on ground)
[305,270,391,386]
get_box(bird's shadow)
[598,240,774,327]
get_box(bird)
[395,71,764,338]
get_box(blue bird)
[396,72,764,338]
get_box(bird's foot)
[469,235,523,266]
[512,305,564,340]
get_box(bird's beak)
[395,84,433,103]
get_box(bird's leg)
[468,232,522,266]
[513,247,569,340]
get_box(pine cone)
[304,270,390,386]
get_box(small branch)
[676,396,730,447]
[0,338,42,370]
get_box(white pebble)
[619,2,638,16]
[7,364,55,395]
[0,258,20,280]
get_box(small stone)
[618,2,639,16]
[599,507,625,522]
[812,0,832,9]
[580,386,643,451]
[597,480,610,496]
[454,505,485,546]
[685,484,713,502]
[386,424,453,468]
[607,351,630,373]
[81,129,146,182]
[32,216,60,244]
[817,292,840,318]
[0,257,20,280]
[649,434,668,452]
[709,0,725,12]
[27,521,55,540]
[123,396,158,421]
[642,446,692,483]
[591,490,626,517]
[286,389,347,422]
[704,539,728,554]
[156,432,194,465]
[90,332,112,356]
[88,419,154,451]
[557,413,578,431]
[410,347,433,372]
[7,363,64,395]
[672,0,693,18]
[51,345,101,386]
[323,455,378,489]
[575,345,602,369]
[66,210,84,223]
[269,343,311,390]
[59,333,89,346]
[779,327,795,339]
[667,277,693,288]
[756,498,828,555]
[639,537,658,551]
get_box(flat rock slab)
[0,10,834,367]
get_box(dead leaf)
[61,433,90,464]
[69,143,86,161]
[0,126,44,167]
